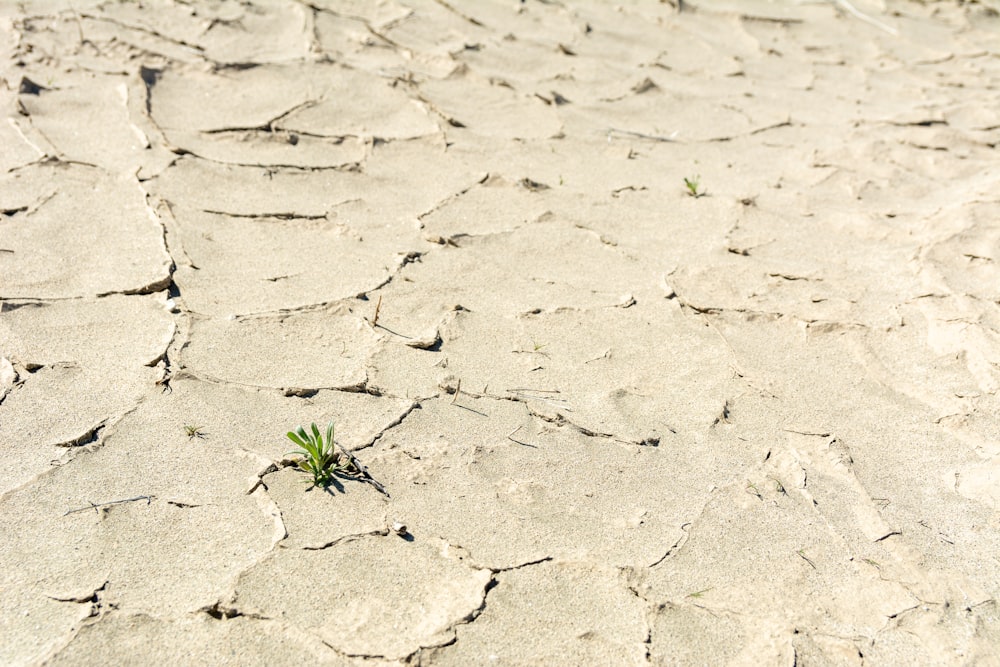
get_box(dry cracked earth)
[1,0,999,665]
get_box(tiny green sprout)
[686,587,712,599]
[285,421,358,488]
[683,175,704,198]
[184,425,207,440]
[532,340,548,352]
[746,480,762,500]
[862,558,880,569]
[797,549,817,569]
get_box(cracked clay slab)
[44,613,369,667]
[181,303,377,390]
[234,535,491,660]
[423,561,647,666]
[368,398,756,570]
[17,75,150,174]
[0,398,286,661]
[0,164,171,299]
[168,205,411,316]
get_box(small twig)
[607,127,678,143]
[372,322,413,339]
[796,549,817,569]
[454,402,489,418]
[507,388,570,410]
[506,387,561,394]
[365,296,411,338]
[336,447,390,498]
[832,0,897,35]
[506,425,536,447]
[782,427,830,437]
[64,495,154,516]
[451,378,461,404]
[584,349,611,364]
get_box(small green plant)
[184,424,207,440]
[683,175,704,198]
[285,421,358,488]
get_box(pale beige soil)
[1,1,999,665]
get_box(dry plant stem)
[64,495,155,516]
[337,446,391,498]
[607,127,676,142]
[831,0,897,35]
[506,425,536,448]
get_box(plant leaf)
[302,441,322,460]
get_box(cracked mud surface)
[1,1,999,664]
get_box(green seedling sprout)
[285,421,358,488]
[683,175,704,198]
[184,425,207,440]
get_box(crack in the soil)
[54,421,107,448]
[648,522,692,568]
[300,528,391,551]
[407,555,555,663]
[355,400,421,451]
[79,13,206,54]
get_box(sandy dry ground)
[1,0,999,664]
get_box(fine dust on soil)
[1,1,999,665]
